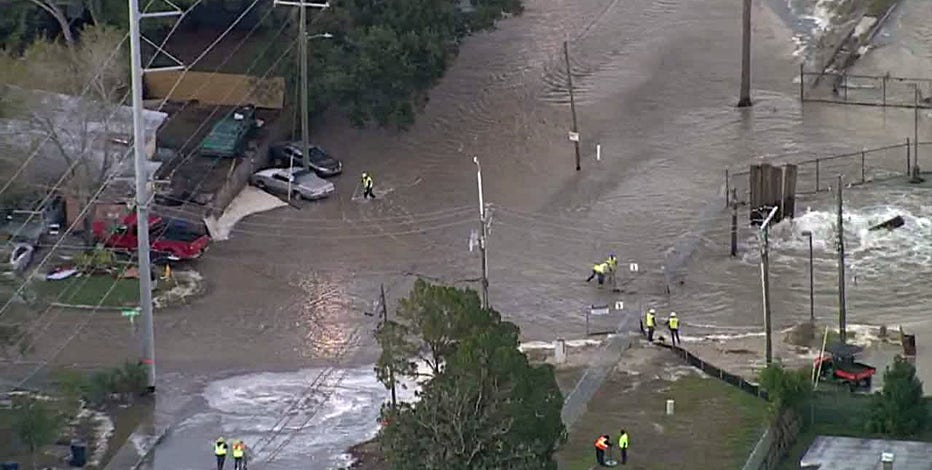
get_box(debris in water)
[868,215,904,231]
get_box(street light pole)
[802,230,814,323]
[474,157,489,308]
[273,0,330,173]
[836,176,847,343]
[759,206,778,365]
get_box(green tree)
[376,280,565,469]
[867,356,927,438]
[758,363,812,415]
[11,396,63,468]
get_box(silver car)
[251,167,335,200]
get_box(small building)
[800,436,932,469]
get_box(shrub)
[867,356,927,438]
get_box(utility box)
[880,451,894,470]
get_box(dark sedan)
[269,142,343,177]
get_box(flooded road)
[11,0,932,467]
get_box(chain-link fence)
[725,141,928,207]
[800,68,932,109]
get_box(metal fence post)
[861,150,866,183]
[882,74,887,107]
[725,168,730,208]
[799,63,804,101]
[815,158,820,191]
[907,138,911,175]
[843,74,848,101]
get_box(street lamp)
[801,230,814,323]
[308,32,333,40]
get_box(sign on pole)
[568,131,580,142]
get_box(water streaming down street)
[74,0,932,466]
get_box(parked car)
[269,142,343,176]
[92,213,210,261]
[251,167,335,200]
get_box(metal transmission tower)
[128,0,185,392]
[273,0,331,173]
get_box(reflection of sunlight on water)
[295,271,355,359]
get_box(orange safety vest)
[594,436,609,450]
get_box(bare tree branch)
[26,0,75,45]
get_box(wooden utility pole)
[738,0,752,107]
[914,85,920,175]
[563,41,581,171]
[730,188,738,257]
[759,206,778,365]
[379,283,396,408]
[836,176,847,343]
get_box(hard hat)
[361,172,368,178]
[670,312,677,317]
[610,252,615,257]
[217,437,225,443]
[649,308,656,313]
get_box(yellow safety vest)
[669,317,679,329]
[618,433,629,449]
[362,175,373,188]
[606,257,617,271]
[593,263,607,274]
[215,442,227,456]
[645,312,655,328]
[232,443,244,458]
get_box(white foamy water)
[741,201,932,281]
[152,366,418,470]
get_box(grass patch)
[558,373,768,469]
[34,276,141,308]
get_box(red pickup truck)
[92,214,210,261]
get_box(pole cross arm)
[274,0,330,7]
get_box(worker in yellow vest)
[232,440,246,470]
[361,172,375,199]
[586,262,608,285]
[645,308,656,342]
[618,429,629,465]
[214,437,228,470]
[668,312,681,346]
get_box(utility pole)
[836,176,847,343]
[738,0,752,107]
[473,157,489,308]
[730,188,738,257]
[759,206,778,365]
[563,41,581,171]
[379,283,396,408]
[274,0,330,172]
[803,231,814,323]
[128,0,182,392]
[914,84,920,176]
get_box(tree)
[758,363,812,415]
[0,26,128,245]
[376,279,565,469]
[867,356,928,438]
[11,396,63,468]
[25,0,76,45]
